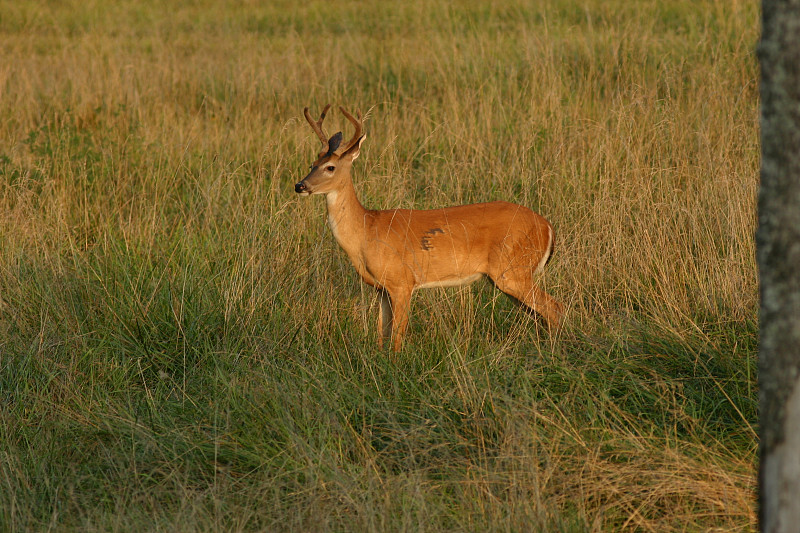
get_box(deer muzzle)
[295,181,310,195]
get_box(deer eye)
[326,165,335,172]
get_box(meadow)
[0,0,759,530]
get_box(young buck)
[295,105,563,351]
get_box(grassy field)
[0,0,759,531]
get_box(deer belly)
[416,273,483,289]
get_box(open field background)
[0,0,758,531]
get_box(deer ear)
[341,134,366,161]
[325,132,343,156]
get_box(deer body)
[296,105,563,351]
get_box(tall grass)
[1,0,758,530]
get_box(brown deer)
[295,105,563,351]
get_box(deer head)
[295,105,366,196]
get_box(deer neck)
[324,174,367,258]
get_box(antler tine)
[304,104,331,145]
[338,106,364,153]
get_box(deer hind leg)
[489,267,563,328]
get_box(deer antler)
[304,104,331,146]
[337,106,364,154]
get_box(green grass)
[1,0,758,530]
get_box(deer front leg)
[387,287,413,352]
[377,290,393,348]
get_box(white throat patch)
[325,191,340,239]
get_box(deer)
[295,104,564,351]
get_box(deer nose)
[295,182,307,194]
